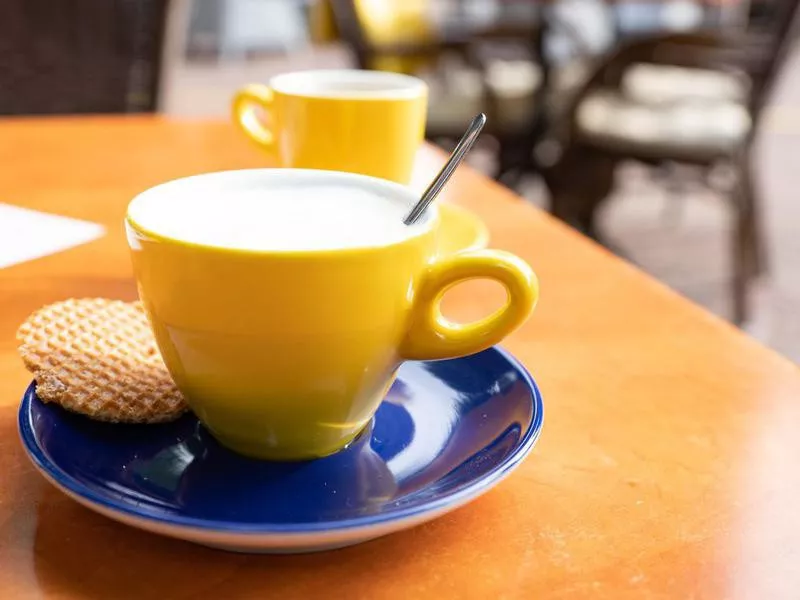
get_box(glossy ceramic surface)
[126,169,538,459]
[436,203,490,255]
[232,70,428,184]
[19,347,543,553]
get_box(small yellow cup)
[231,70,428,184]
[126,169,538,460]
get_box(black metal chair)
[540,0,800,324]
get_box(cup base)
[210,423,370,462]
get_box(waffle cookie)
[17,298,187,423]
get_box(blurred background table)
[1,116,799,598]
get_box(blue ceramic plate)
[19,347,543,553]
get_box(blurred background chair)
[540,0,800,324]
[0,0,169,115]
[535,0,743,165]
[326,0,549,184]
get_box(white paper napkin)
[0,203,105,269]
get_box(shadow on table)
[32,491,486,598]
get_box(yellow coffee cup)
[126,169,538,460]
[232,70,427,184]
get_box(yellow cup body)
[232,70,428,184]
[126,170,538,460]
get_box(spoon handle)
[403,113,487,225]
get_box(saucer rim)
[18,346,543,537]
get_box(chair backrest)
[577,0,799,119]
[0,0,168,115]
[328,0,370,68]
[748,0,800,118]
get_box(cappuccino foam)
[128,175,429,251]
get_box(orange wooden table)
[1,116,799,599]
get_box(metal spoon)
[403,113,487,225]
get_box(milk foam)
[128,175,428,251]
[271,70,426,99]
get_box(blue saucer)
[19,347,543,553]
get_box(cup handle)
[400,250,539,360]
[232,84,275,151]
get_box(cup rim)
[125,168,438,256]
[268,69,427,100]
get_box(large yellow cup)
[126,169,538,460]
[231,70,427,184]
